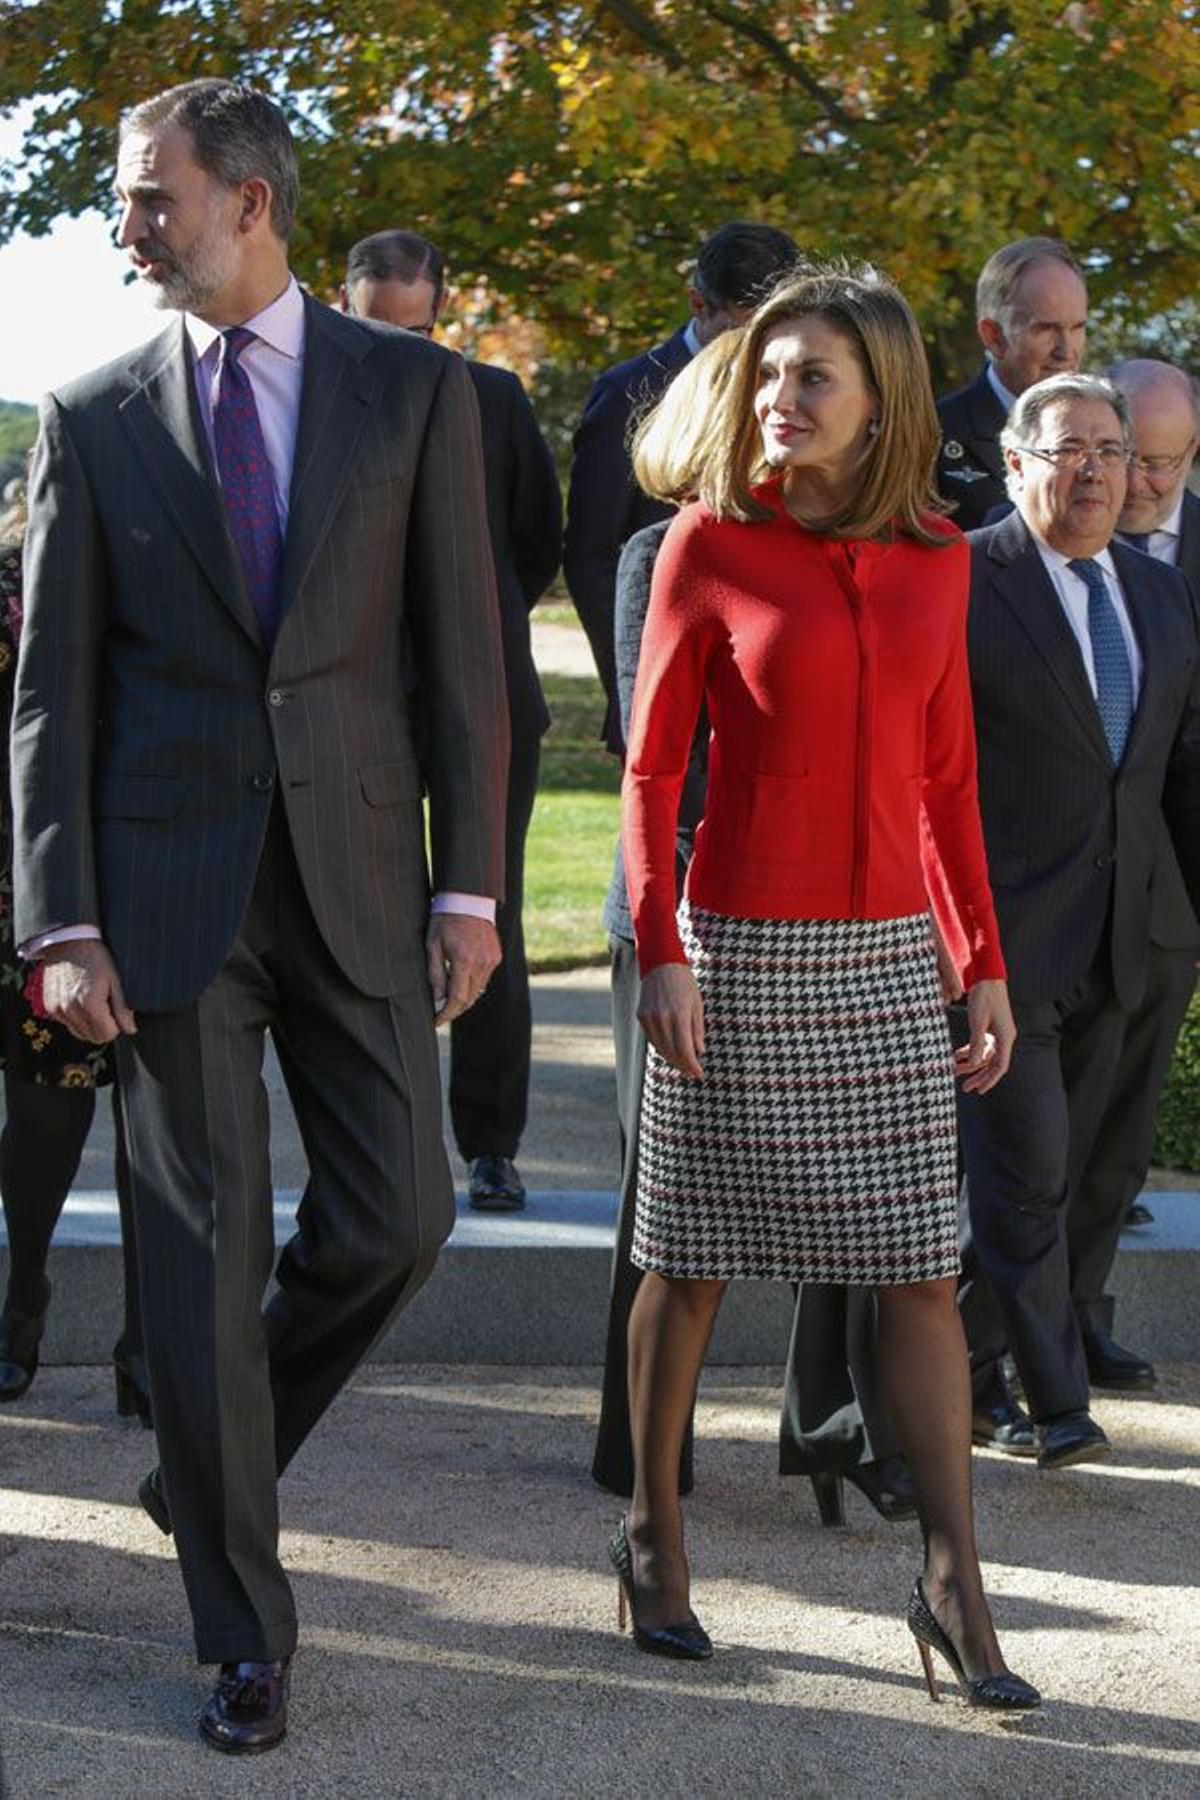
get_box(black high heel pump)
[810,1455,918,1528]
[608,1517,713,1661]
[906,1578,1040,1710]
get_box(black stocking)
[875,1276,1007,1680]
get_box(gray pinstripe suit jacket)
[11,292,509,1011]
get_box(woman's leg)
[1,1073,96,1313]
[626,1270,726,1628]
[875,1275,1006,1679]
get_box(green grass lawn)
[525,670,619,970]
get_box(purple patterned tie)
[212,326,283,642]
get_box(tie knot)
[1067,557,1106,593]
[221,326,257,367]
[1120,532,1151,553]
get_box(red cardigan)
[622,487,1005,984]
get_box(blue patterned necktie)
[212,326,283,643]
[1067,557,1134,764]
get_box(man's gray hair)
[1000,373,1132,498]
[121,79,299,241]
[976,237,1086,326]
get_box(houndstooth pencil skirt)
[631,904,960,1284]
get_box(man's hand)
[40,941,136,1044]
[637,961,705,1080]
[955,977,1016,1095]
[425,913,502,1026]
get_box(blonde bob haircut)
[630,328,745,507]
[698,262,952,545]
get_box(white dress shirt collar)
[184,274,305,365]
[682,317,702,359]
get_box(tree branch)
[691,0,857,132]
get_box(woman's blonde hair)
[698,262,952,544]
[630,328,745,506]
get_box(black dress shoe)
[1084,1329,1156,1391]
[199,1657,291,1754]
[1124,1199,1154,1229]
[1036,1410,1110,1471]
[468,1154,526,1213]
[138,1468,172,1535]
[971,1370,1036,1457]
[0,1284,50,1402]
[608,1517,713,1661]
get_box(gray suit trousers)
[117,805,453,1663]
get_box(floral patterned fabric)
[0,544,112,1088]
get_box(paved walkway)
[2,1365,1198,1797]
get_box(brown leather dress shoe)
[199,1657,291,1753]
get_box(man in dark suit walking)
[1067,358,1200,1256]
[563,221,797,751]
[955,372,1200,1471]
[12,82,508,1751]
[341,230,562,1214]
[936,238,1088,530]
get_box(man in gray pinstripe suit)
[11,80,508,1752]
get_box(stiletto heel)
[607,1517,713,1661]
[915,1636,940,1702]
[905,1578,1040,1710]
[810,1470,846,1528]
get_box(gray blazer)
[966,510,1200,1008]
[12,293,509,1011]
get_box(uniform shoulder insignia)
[943,439,964,460]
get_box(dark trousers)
[957,959,1130,1423]
[779,1285,899,1474]
[449,728,540,1162]
[116,806,452,1663]
[1068,944,1196,1331]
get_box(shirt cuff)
[20,925,103,959]
[430,892,497,924]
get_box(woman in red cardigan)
[612,265,1039,1709]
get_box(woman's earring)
[867,418,880,439]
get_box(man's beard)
[138,218,240,314]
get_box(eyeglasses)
[1128,447,1195,479]
[1018,444,1129,470]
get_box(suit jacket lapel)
[277,296,377,622]
[118,319,263,647]
[988,513,1112,762]
[965,369,1008,482]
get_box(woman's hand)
[637,962,705,1079]
[955,977,1016,1094]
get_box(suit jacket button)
[267,687,286,707]
[250,771,274,793]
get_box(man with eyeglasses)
[951,372,1200,1471]
[342,230,563,1217]
[1064,359,1200,1246]
[936,238,1089,531]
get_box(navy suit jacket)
[563,326,691,751]
[966,511,1200,1008]
[937,366,1010,532]
[467,360,562,743]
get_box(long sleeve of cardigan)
[921,578,1006,985]
[621,515,719,971]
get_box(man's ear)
[978,314,1006,360]
[686,285,707,320]
[237,176,273,234]
[1003,445,1024,488]
[338,284,351,315]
